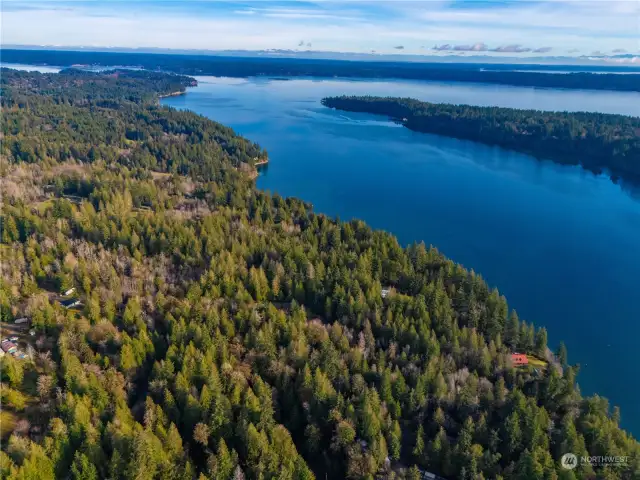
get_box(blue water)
[163,76,640,436]
[1,63,62,73]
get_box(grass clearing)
[528,355,548,368]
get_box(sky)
[1,0,639,60]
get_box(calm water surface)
[164,76,640,435]
[2,63,62,73]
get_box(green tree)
[556,342,568,367]
[534,328,548,358]
[209,439,234,480]
[71,452,98,480]
[413,424,425,461]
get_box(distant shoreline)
[322,95,640,186]
[158,90,186,98]
[4,49,640,92]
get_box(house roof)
[1,342,17,352]
[511,353,529,364]
[61,298,80,307]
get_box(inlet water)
[164,76,640,435]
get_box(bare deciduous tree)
[193,422,210,447]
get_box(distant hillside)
[3,48,640,92]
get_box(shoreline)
[159,85,270,181]
[250,158,269,179]
[158,90,186,99]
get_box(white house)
[63,287,76,296]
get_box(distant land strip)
[3,49,640,92]
[322,95,640,184]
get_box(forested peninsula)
[1,69,639,480]
[4,48,640,92]
[322,95,640,184]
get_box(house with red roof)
[511,353,529,366]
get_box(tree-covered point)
[1,67,197,106]
[1,68,267,174]
[1,70,638,480]
[322,95,640,184]
[3,48,640,92]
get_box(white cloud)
[413,1,637,34]
[1,1,637,56]
[592,56,640,64]
[455,43,488,52]
[233,6,364,22]
[1,7,378,52]
[490,45,531,53]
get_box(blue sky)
[2,1,638,59]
